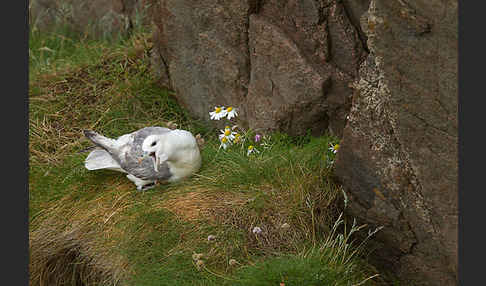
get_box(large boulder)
[147,0,253,126]
[246,1,366,136]
[334,0,458,285]
[148,0,366,136]
[29,0,149,38]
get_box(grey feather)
[85,148,125,172]
[83,127,202,191]
[83,127,173,181]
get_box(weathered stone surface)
[334,0,457,285]
[246,15,331,136]
[29,0,149,38]
[342,0,371,48]
[147,0,252,128]
[149,0,366,136]
[245,0,366,136]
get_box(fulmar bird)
[82,127,202,191]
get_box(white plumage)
[83,127,202,191]
[84,149,125,172]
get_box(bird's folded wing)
[85,149,125,173]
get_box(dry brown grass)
[213,185,341,256]
[29,60,117,166]
[159,174,343,260]
[159,187,250,222]
[29,34,154,166]
[29,186,137,286]
[29,182,246,285]
[29,177,340,285]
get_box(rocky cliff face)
[334,1,458,285]
[148,0,365,137]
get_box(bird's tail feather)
[85,149,125,173]
[83,130,118,151]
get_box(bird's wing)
[118,127,173,181]
[83,130,127,164]
[84,149,126,173]
[83,127,174,180]
[123,155,172,181]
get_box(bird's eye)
[151,142,156,147]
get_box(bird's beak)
[154,153,159,172]
[143,151,159,172]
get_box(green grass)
[198,132,330,188]
[230,252,367,286]
[29,27,383,286]
[121,209,214,286]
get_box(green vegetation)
[29,26,382,286]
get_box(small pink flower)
[254,134,262,143]
[252,226,262,234]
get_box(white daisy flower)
[219,136,230,150]
[209,106,227,120]
[252,226,262,234]
[219,126,236,142]
[329,143,340,154]
[247,145,259,156]
[225,106,238,120]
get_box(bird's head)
[142,134,167,172]
[141,130,201,174]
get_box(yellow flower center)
[334,144,340,150]
[221,137,228,143]
[248,145,254,150]
[224,129,231,136]
[215,107,222,113]
[227,107,233,112]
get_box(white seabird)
[82,127,202,191]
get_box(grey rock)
[30,0,150,38]
[149,0,366,136]
[147,0,252,129]
[334,0,457,285]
